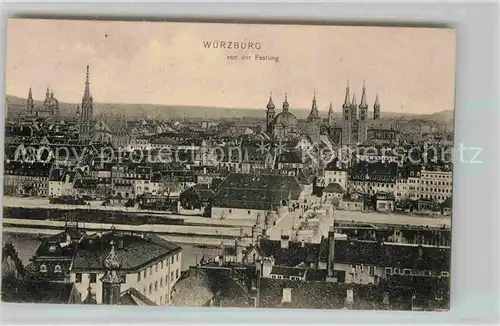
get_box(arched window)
[54,264,62,273]
[39,264,48,273]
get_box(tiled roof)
[2,281,76,304]
[258,279,413,310]
[71,233,181,272]
[296,169,313,185]
[334,240,450,271]
[350,162,398,182]
[171,267,253,307]
[119,287,157,306]
[324,183,345,194]
[276,151,303,164]
[258,239,321,267]
[397,164,422,178]
[180,184,215,202]
[212,173,303,210]
[4,161,52,177]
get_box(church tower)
[328,102,334,127]
[27,87,34,116]
[306,91,321,144]
[80,65,94,140]
[307,90,321,123]
[43,85,51,115]
[341,82,351,146]
[358,81,368,144]
[100,240,123,305]
[266,92,275,135]
[373,94,381,120]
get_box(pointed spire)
[266,91,275,110]
[46,85,50,98]
[50,89,54,98]
[352,93,357,106]
[282,93,289,112]
[360,80,367,108]
[103,240,121,270]
[84,65,91,98]
[28,87,32,98]
[373,93,380,120]
[307,90,321,122]
[343,81,351,107]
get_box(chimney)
[282,288,292,303]
[280,234,290,249]
[327,231,335,278]
[345,288,354,309]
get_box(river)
[2,232,221,271]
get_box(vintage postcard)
[2,19,455,310]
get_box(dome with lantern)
[273,93,298,128]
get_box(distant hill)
[4,94,454,123]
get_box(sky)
[6,19,456,114]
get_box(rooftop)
[71,232,181,272]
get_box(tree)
[124,198,135,208]
[330,197,341,208]
[428,199,440,213]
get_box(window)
[171,256,174,264]
[138,272,141,282]
[441,271,450,277]
[171,271,174,280]
[90,273,97,283]
[393,268,400,275]
[369,266,375,276]
[39,264,48,273]
[149,284,152,294]
[143,270,147,279]
[403,269,412,275]
[150,267,152,276]
[75,273,82,283]
[248,210,251,214]
[161,261,164,269]
[229,209,232,213]
[160,278,163,287]
[54,264,62,274]
[155,264,158,273]
[176,269,179,279]
[165,275,168,284]
[176,254,179,262]
[155,281,158,291]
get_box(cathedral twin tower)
[265,81,382,145]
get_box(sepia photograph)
[2,18,455,310]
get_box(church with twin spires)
[265,82,395,145]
